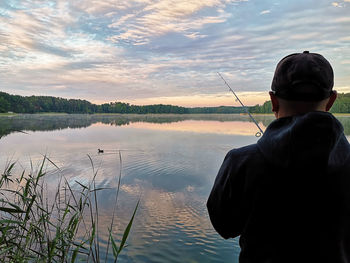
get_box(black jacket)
[207,111,350,263]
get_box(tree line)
[0,91,246,114]
[249,93,350,114]
[2,91,350,114]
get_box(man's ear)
[269,91,279,113]
[325,90,337,112]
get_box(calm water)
[1,113,349,262]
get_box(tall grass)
[0,153,138,262]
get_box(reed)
[0,153,138,262]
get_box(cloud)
[260,10,271,15]
[290,32,320,40]
[334,86,350,93]
[106,0,239,45]
[332,0,350,6]
[0,0,349,106]
[334,16,350,22]
[128,91,270,107]
[340,36,350,41]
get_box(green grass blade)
[116,199,140,256]
[109,228,119,258]
[0,219,23,225]
[0,206,25,213]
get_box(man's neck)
[275,109,327,119]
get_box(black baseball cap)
[271,51,334,101]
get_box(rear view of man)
[207,51,350,263]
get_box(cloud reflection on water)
[124,120,266,135]
[8,113,350,262]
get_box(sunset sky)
[0,0,349,107]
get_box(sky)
[0,0,349,107]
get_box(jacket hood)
[257,111,350,168]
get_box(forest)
[249,93,350,114]
[0,91,245,114]
[1,91,350,114]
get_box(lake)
[1,113,349,262]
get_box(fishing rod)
[217,72,264,137]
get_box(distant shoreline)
[0,112,275,116]
[3,112,350,117]
[2,90,350,115]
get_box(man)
[207,51,350,263]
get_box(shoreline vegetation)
[2,91,350,115]
[0,155,138,262]
[3,112,350,117]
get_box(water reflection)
[1,114,349,262]
[2,113,350,138]
[0,114,275,139]
[128,120,263,135]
